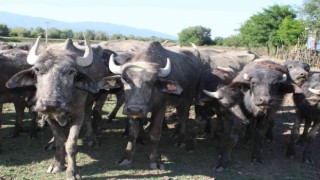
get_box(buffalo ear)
[98,75,122,90]
[156,79,183,95]
[74,72,98,93]
[6,69,36,88]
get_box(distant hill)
[0,11,176,40]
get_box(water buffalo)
[286,72,320,163]
[0,49,36,137]
[100,41,207,169]
[204,60,295,170]
[6,36,105,179]
[283,60,310,86]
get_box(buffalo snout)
[36,99,66,112]
[123,105,145,116]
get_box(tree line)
[178,1,319,53]
[0,25,171,42]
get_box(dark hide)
[104,41,207,169]
[0,49,36,138]
[287,72,320,163]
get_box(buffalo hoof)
[150,162,165,170]
[215,166,225,172]
[303,156,313,164]
[252,158,264,164]
[118,159,132,166]
[47,163,65,173]
[66,171,82,180]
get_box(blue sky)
[0,0,303,38]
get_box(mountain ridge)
[0,11,177,40]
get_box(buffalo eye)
[33,66,45,75]
[68,69,77,75]
[223,103,229,107]
[288,65,293,69]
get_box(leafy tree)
[73,32,84,40]
[239,5,296,50]
[299,0,320,49]
[223,34,243,47]
[95,31,107,41]
[277,17,305,46]
[9,27,30,37]
[178,25,213,46]
[60,29,74,39]
[0,24,9,36]
[47,28,61,39]
[212,36,224,45]
[30,27,45,38]
[83,29,95,40]
[109,33,126,40]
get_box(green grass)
[0,96,320,180]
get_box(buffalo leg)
[118,118,139,166]
[175,104,192,148]
[83,95,98,147]
[215,132,238,172]
[29,111,39,139]
[11,99,26,137]
[252,119,268,163]
[65,114,84,180]
[46,118,66,174]
[149,107,166,170]
[107,92,124,121]
[302,121,320,163]
[286,116,302,158]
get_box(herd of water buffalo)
[0,37,319,179]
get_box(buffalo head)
[6,37,97,126]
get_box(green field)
[0,96,319,180]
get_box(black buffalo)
[204,60,295,170]
[100,41,207,169]
[286,72,320,163]
[6,36,107,179]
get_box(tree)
[239,5,296,50]
[299,0,320,49]
[0,24,9,36]
[95,31,107,41]
[47,28,61,39]
[73,32,84,40]
[277,17,305,46]
[9,27,30,37]
[212,36,224,45]
[109,33,126,40]
[60,29,74,39]
[83,29,95,40]
[178,25,213,46]
[223,34,243,47]
[30,27,45,38]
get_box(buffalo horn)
[203,90,220,99]
[109,54,122,74]
[158,58,171,77]
[27,36,41,65]
[308,88,320,95]
[76,36,93,67]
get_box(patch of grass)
[0,96,319,179]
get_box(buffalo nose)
[41,100,62,109]
[259,96,272,104]
[127,105,143,113]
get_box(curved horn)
[282,74,287,81]
[108,54,122,74]
[217,66,234,73]
[203,90,220,99]
[76,36,93,67]
[27,36,41,65]
[188,42,198,50]
[159,58,171,77]
[308,88,320,95]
